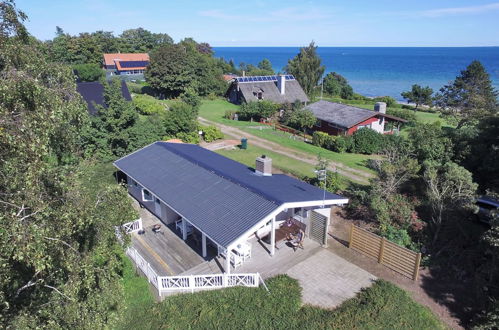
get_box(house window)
[315,120,322,127]
[142,189,153,202]
[131,179,138,187]
[257,92,263,100]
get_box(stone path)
[198,117,374,184]
[286,249,376,308]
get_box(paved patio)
[286,249,377,308]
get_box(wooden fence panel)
[349,224,422,280]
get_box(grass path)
[199,117,373,184]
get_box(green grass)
[117,275,445,330]
[240,126,376,174]
[215,144,351,189]
[200,99,375,176]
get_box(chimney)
[255,155,272,176]
[374,102,386,114]
[277,75,286,95]
[242,70,245,77]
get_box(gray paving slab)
[286,249,376,308]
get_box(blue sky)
[18,0,499,46]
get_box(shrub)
[73,63,104,82]
[312,131,330,148]
[239,101,278,121]
[127,82,144,94]
[201,125,223,142]
[224,110,236,119]
[386,108,417,123]
[351,128,384,154]
[373,96,397,107]
[332,135,349,153]
[181,88,201,110]
[132,94,166,115]
[173,131,200,144]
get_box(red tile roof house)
[103,53,149,80]
[305,100,407,136]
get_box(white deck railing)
[126,246,262,294]
[122,218,143,234]
[126,246,159,288]
[157,273,259,293]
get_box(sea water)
[214,47,499,100]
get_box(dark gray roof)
[237,80,309,104]
[114,142,346,247]
[305,100,376,129]
[76,81,131,115]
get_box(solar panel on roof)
[117,60,149,68]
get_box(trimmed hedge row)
[312,128,396,155]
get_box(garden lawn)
[215,145,350,189]
[239,127,376,175]
[117,275,445,330]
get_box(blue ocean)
[213,47,499,100]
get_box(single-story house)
[103,53,149,79]
[76,81,132,115]
[226,74,309,105]
[305,100,407,136]
[114,142,347,273]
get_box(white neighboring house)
[114,142,348,274]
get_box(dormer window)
[253,88,264,100]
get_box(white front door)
[154,197,162,218]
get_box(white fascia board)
[225,198,348,247]
[283,199,349,208]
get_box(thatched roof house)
[226,75,309,105]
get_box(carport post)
[225,246,231,275]
[182,218,187,240]
[202,233,207,258]
[270,216,276,256]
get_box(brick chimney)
[277,75,286,95]
[255,155,272,176]
[374,102,386,114]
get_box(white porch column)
[182,218,187,241]
[225,246,231,275]
[270,216,276,256]
[202,232,207,258]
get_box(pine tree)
[285,41,325,96]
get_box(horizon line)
[211,45,499,48]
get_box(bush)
[201,125,223,142]
[312,131,330,148]
[332,135,350,153]
[132,94,166,115]
[351,128,384,154]
[73,63,105,82]
[181,88,201,111]
[224,110,236,120]
[373,96,397,107]
[172,131,200,144]
[386,108,417,123]
[312,132,351,153]
[239,101,278,121]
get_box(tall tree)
[119,27,173,52]
[82,80,139,160]
[285,41,325,96]
[145,44,194,97]
[435,60,498,128]
[423,162,477,244]
[401,84,433,111]
[0,9,137,327]
[323,72,354,99]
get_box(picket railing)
[122,218,143,234]
[126,246,159,287]
[157,273,259,293]
[126,246,263,295]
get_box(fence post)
[348,223,354,248]
[190,275,195,293]
[413,253,422,281]
[378,238,386,264]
